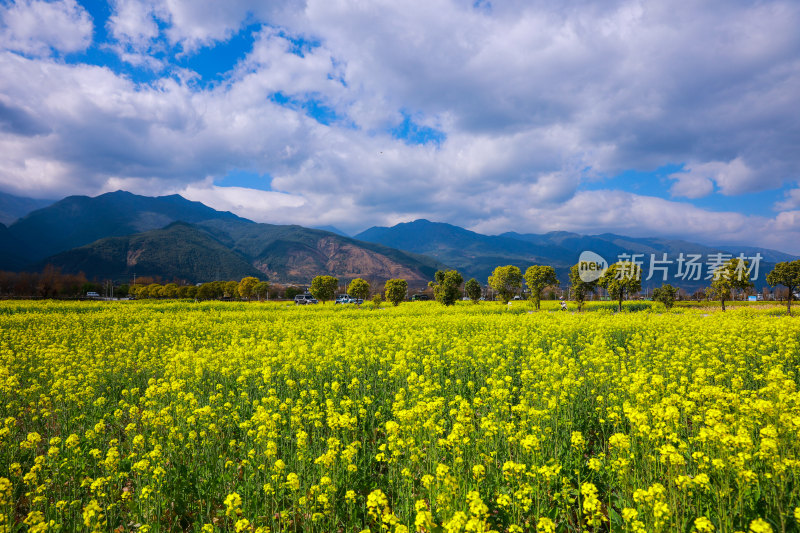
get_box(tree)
[767,260,800,315]
[429,270,463,306]
[708,258,753,311]
[146,283,163,299]
[285,286,303,300]
[465,278,482,303]
[212,281,226,298]
[253,281,270,301]
[197,283,214,300]
[488,265,523,304]
[37,265,61,298]
[568,264,598,312]
[652,283,678,309]
[384,278,408,306]
[524,265,560,310]
[349,278,370,303]
[163,283,179,299]
[598,262,642,312]
[224,281,240,299]
[692,288,706,301]
[238,276,260,301]
[310,275,338,304]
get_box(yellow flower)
[694,516,715,532]
[224,492,242,518]
[537,517,556,533]
[749,519,773,533]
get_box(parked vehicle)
[294,294,318,305]
[86,291,100,298]
[335,294,365,304]
[411,294,430,301]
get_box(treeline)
[0,266,110,298]
[4,259,799,314]
[131,278,270,301]
[391,260,800,316]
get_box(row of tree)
[130,278,271,301]
[2,259,798,314]
[130,258,800,315]
[564,258,799,314]
[0,267,121,298]
[420,258,800,314]
[305,275,409,306]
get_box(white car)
[335,295,362,304]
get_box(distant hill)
[355,219,572,280]
[4,191,443,285]
[313,225,349,237]
[504,231,795,268]
[503,231,797,264]
[356,220,796,289]
[0,191,53,225]
[6,189,795,289]
[8,190,245,262]
[42,222,264,282]
[197,219,443,284]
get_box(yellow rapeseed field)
[0,300,799,532]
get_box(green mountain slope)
[356,221,796,289]
[41,222,263,283]
[354,219,572,280]
[198,219,445,284]
[9,190,245,262]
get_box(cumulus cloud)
[469,189,800,254]
[0,0,93,56]
[668,158,759,199]
[106,0,306,54]
[774,189,800,212]
[1,0,800,252]
[179,184,306,221]
[107,0,160,48]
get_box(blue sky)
[1,0,800,252]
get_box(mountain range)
[0,191,53,226]
[354,220,794,290]
[0,190,442,285]
[1,190,795,289]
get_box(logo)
[578,251,608,282]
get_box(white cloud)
[106,0,306,54]
[0,0,93,56]
[179,184,306,221]
[774,210,800,232]
[668,173,714,199]
[2,0,800,253]
[107,0,160,48]
[470,189,800,254]
[774,188,800,211]
[668,158,758,199]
